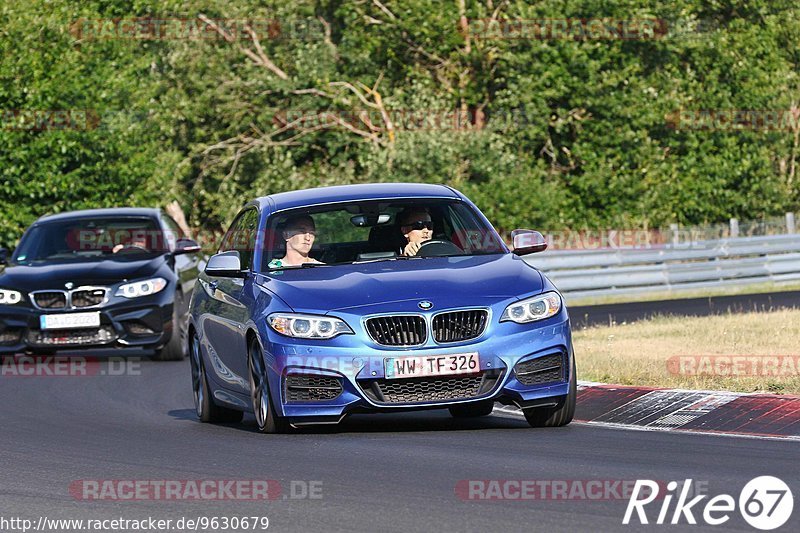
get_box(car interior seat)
[368,224,406,254]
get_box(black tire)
[152,292,188,361]
[247,338,290,434]
[190,330,243,423]
[523,354,577,428]
[448,400,494,418]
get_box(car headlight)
[0,288,23,305]
[500,291,561,324]
[115,278,168,299]
[267,313,352,339]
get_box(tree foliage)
[1,0,798,249]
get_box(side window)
[161,215,184,250]
[218,228,233,255]
[219,212,245,254]
[220,209,259,270]
[237,209,259,270]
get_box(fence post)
[787,212,796,234]
[730,218,739,238]
[670,223,679,246]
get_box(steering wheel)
[115,244,149,254]
[415,239,463,257]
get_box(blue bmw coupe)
[188,183,575,432]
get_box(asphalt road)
[1,356,798,533]
[568,290,800,328]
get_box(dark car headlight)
[0,288,23,305]
[500,291,561,324]
[115,277,167,299]
[268,313,352,339]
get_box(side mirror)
[0,247,9,264]
[511,229,547,255]
[174,238,202,255]
[205,251,246,277]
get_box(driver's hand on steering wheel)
[403,241,423,256]
[403,235,434,256]
[113,241,148,253]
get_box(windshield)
[13,217,167,264]
[261,199,506,271]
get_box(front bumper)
[258,315,573,422]
[0,295,174,354]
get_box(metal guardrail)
[524,234,800,299]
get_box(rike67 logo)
[624,477,793,530]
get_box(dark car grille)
[284,374,343,402]
[27,326,116,346]
[31,288,109,310]
[33,291,67,309]
[359,370,502,404]
[71,288,107,308]
[514,353,565,386]
[432,310,488,343]
[365,315,426,346]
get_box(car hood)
[257,254,544,313]
[0,256,166,292]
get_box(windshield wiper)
[352,255,419,264]
[268,262,329,271]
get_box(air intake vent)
[27,326,116,346]
[0,327,23,345]
[359,370,503,405]
[284,374,343,402]
[514,353,564,386]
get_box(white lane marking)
[596,390,740,428]
[578,381,773,397]
[492,406,800,442]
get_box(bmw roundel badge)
[418,300,433,310]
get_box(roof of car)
[36,207,161,224]
[257,183,462,212]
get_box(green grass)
[566,280,800,307]
[573,308,800,394]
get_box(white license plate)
[384,352,480,379]
[39,312,101,330]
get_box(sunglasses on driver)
[404,220,434,231]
